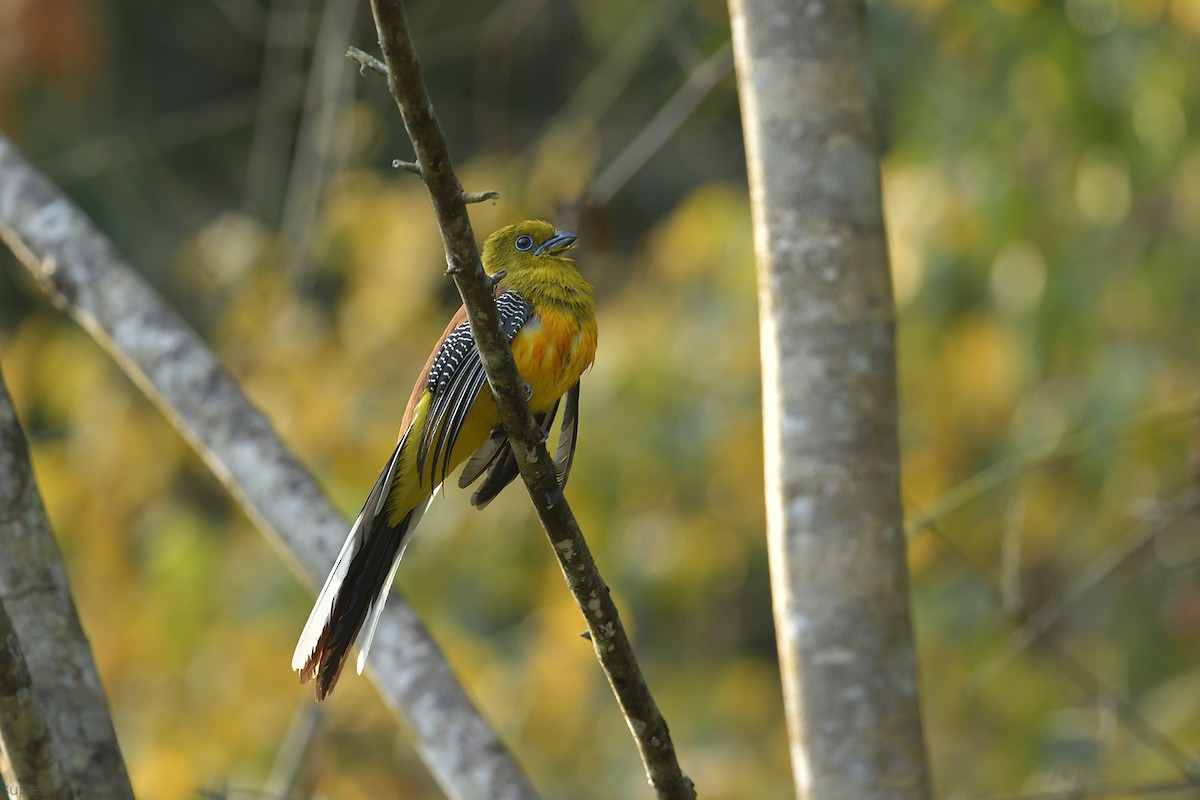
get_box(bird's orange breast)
[510,306,598,412]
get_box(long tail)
[292,443,426,701]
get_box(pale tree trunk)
[728,1,933,798]
[0,365,134,800]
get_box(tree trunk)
[728,1,933,798]
[0,364,134,800]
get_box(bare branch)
[279,0,359,280]
[461,189,501,204]
[999,489,1027,618]
[525,0,690,159]
[589,41,733,205]
[243,0,316,215]
[907,401,1199,539]
[0,133,537,800]
[47,79,305,184]
[923,516,1200,782]
[263,704,322,800]
[0,364,132,800]
[347,45,387,76]
[965,490,1200,696]
[366,1,694,796]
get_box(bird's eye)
[515,234,535,251]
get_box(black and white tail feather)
[291,381,581,701]
[290,435,426,700]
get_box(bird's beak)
[534,230,577,255]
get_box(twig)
[352,51,502,205]
[1046,646,1200,781]
[243,0,315,215]
[0,364,133,799]
[999,489,1027,618]
[47,77,305,183]
[0,133,538,800]
[263,704,322,800]
[964,490,1200,696]
[524,0,690,159]
[365,2,695,796]
[347,45,387,76]
[279,0,359,280]
[924,517,1200,782]
[906,401,1199,539]
[461,189,501,204]
[589,41,733,205]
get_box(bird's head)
[481,220,578,279]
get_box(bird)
[292,220,598,701]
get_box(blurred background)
[0,0,1198,797]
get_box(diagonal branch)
[0,132,537,800]
[366,1,695,796]
[906,401,1199,539]
[964,490,1200,697]
[588,41,734,206]
[924,517,1200,783]
[0,363,132,800]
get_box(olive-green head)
[481,220,578,277]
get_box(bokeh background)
[1,0,1198,797]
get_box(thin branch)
[263,704,322,800]
[964,490,1200,696]
[0,363,133,799]
[243,0,315,216]
[1045,646,1200,782]
[0,133,537,800]
[347,45,387,76]
[47,77,305,184]
[588,41,733,206]
[365,2,695,797]
[524,0,690,160]
[906,401,1199,539]
[351,53,502,203]
[999,489,1027,618]
[460,189,501,204]
[279,0,358,280]
[924,517,1200,782]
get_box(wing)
[459,405,555,510]
[553,380,580,489]
[459,381,581,509]
[416,290,533,489]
